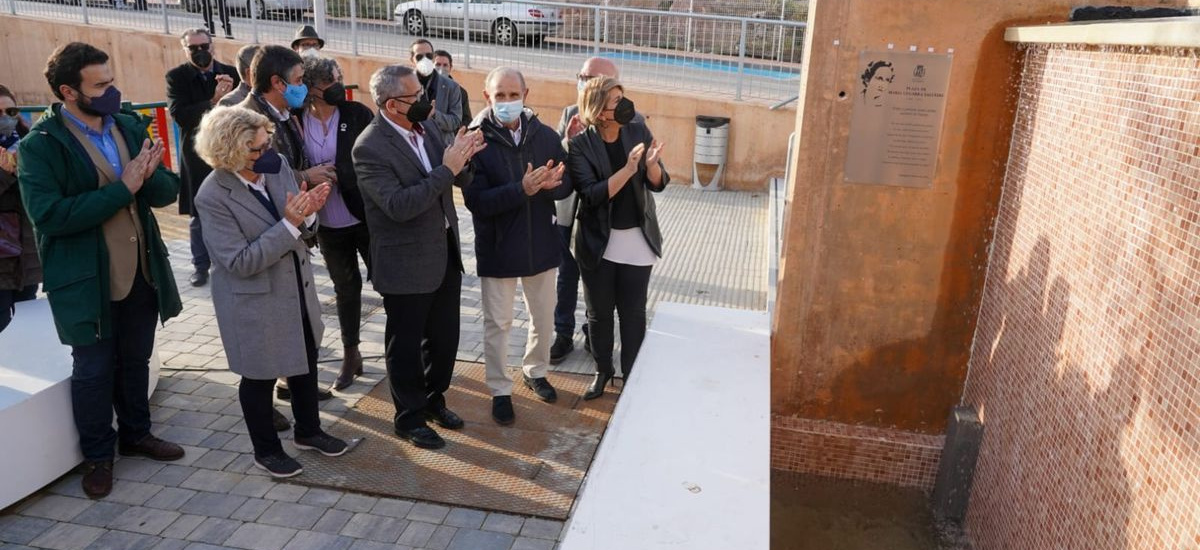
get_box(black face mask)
[190,49,213,68]
[322,83,346,106]
[404,96,433,124]
[613,97,636,125]
[75,86,123,118]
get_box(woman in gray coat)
[194,106,347,478]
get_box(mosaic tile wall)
[962,45,1200,550]
[770,415,944,490]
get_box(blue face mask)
[283,82,308,109]
[251,148,283,174]
[492,99,523,125]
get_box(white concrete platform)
[560,302,770,550]
[0,298,159,510]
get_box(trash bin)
[692,115,730,191]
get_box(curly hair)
[301,55,341,89]
[44,42,109,100]
[195,106,273,173]
[577,75,623,128]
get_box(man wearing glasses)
[353,65,485,450]
[166,29,239,288]
[409,39,464,147]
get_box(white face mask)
[300,47,320,58]
[577,78,587,94]
[416,58,436,77]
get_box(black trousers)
[239,309,321,457]
[316,223,371,348]
[201,0,231,36]
[580,259,652,376]
[382,230,461,430]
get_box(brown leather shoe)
[80,460,113,499]
[118,434,185,461]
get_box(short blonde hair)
[195,106,274,173]
[578,76,623,128]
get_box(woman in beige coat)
[194,106,346,478]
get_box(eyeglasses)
[577,73,597,82]
[413,52,434,61]
[387,91,425,106]
[186,43,211,52]
[2,108,18,117]
[248,143,270,154]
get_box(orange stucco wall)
[0,16,795,191]
[770,0,1192,434]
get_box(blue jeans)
[554,224,580,337]
[70,275,158,462]
[190,214,210,272]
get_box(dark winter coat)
[166,59,240,215]
[464,110,571,278]
[0,124,42,292]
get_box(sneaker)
[549,334,574,365]
[492,395,515,425]
[254,452,303,478]
[294,432,349,457]
[523,374,558,403]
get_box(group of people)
[2,26,668,500]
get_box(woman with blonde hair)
[194,105,347,477]
[567,76,668,400]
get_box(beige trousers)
[480,268,557,396]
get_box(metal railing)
[4,0,804,102]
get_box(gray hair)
[302,55,340,89]
[484,66,526,92]
[180,28,212,45]
[369,65,415,108]
[235,44,261,81]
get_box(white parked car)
[182,0,310,21]
[394,0,563,46]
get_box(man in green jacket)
[18,42,185,499]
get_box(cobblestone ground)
[0,185,765,550]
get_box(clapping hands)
[521,159,566,196]
[444,127,487,176]
[284,180,332,227]
[121,138,166,194]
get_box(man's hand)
[522,159,564,195]
[141,139,166,178]
[443,127,486,176]
[212,74,235,104]
[120,142,153,194]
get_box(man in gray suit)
[352,65,486,450]
[410,39,464,147]
[218,44,260,108]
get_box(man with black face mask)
[353,65,485,450]
[166,28,239,288]
[298,55,374,392]
[19,42,185,500]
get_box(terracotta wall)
[771,0,1192,432]
[962,45,1200,550]
[0,15,795,191]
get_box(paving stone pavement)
[0,185,765,550]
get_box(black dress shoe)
[118,434,185,461]
[80,460,113,499]
[394,425,446,449]
[272,407,291,431]
[492,395,515,425]
[424,406,464,430]
[549,335,574,365]
[189,269,208,287]
[523,375,558,403]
